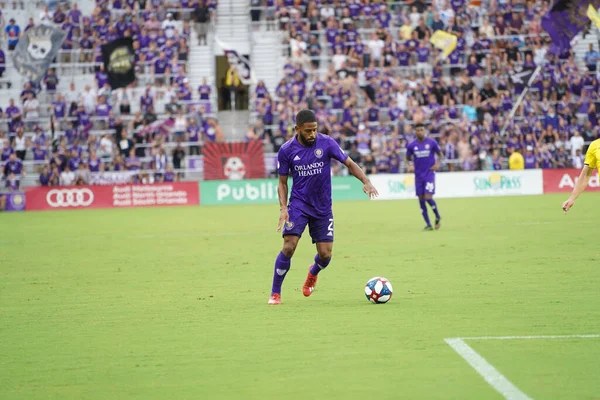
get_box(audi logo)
[46,189,94,208]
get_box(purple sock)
[271,251,291,295]
[426,199,441,219]
[419,199,431,226]
[309,254,331,276]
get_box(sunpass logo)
[217,181,278,201]
[473,173,521,191]
[388,175,415,193]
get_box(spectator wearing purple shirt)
[43,68,59,94]
[126,149,142,171]
[1,139,13,162]
[32,142,47,170]
[68,3,82,24]
[0,48,5,79]
[162,164,177,182]
[95,96,112,118]
[5,173,20,191]
[416,41,431,76]
[198,77,212,101]
[39,165,52,186]
[523,146,538,169]
[153,52,169,86]
[140,85,155,113]
[355,124,371,155]
[95,65,109,90]
[3,153,25,177]
[67,148,82,171]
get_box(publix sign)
[201,177,365,205]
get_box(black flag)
[510,68,536,86]
[11,25,66,83]
[101,37,136,89]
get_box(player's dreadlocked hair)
[295,109,317,127]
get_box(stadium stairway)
[572,27,600,71]
[188,26,217,113]
[250,30,284,97]
[212,0,252,140]
[215,0,251,55]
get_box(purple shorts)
[282,206,334,243]
[415,178,435,197]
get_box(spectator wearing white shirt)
[23,92,40,124]
[80,85,97,115]
[39,6,54,26]
[65,82,79,105]
[60,165,76,186]
[331,48,348,71]
[162,13,177,39]
[569,130,584,159]
[367,32,384,67]
[14,128,27,161]
[98,134,114,162]
[320,5,334,20]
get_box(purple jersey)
[88,158,102,172]
[278,133,348,216]
[32,147,47,161]
[406,138,441,181]
[524,154,537,169]
[198,85,211,100]
[416,47,430,62]
[164,171,175,182]
[1,146,14,161]
[4,159,23,175]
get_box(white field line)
[458,334,600,340]
[445,334,600,400]
[444,338,533,400]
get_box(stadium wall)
[12,169,598,212]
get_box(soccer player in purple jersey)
[268,110,378,305]
[406,123,444,231]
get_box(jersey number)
[327,219,334,237]
[425,182,435,192]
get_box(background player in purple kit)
[406,123,444,231]
[268,109,378,305]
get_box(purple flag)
[542,0,600,55]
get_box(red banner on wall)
[202,140,265,180]
[542,169,600,193]
[25,182,200,211]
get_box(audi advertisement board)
[25,182,200,211]
[542,168,600,193]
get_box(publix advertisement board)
[369,170,544,200]
[201,176,366,205]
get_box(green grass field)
[1,193,599,400]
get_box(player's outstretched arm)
[277,175,290,232]
[344,157,378,199]
[562,165,593,214]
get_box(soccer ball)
[364,277,393,304]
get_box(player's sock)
[309,254,331,276]
[419,199,431,226]
[426,199,441,219]
[271,251,291,295]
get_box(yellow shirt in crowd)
[509,151,524,170]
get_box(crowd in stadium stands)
[0,0,220,190]
[248,0,600,174]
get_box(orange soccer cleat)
[268,293,281,305]
[302,266,318,297]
